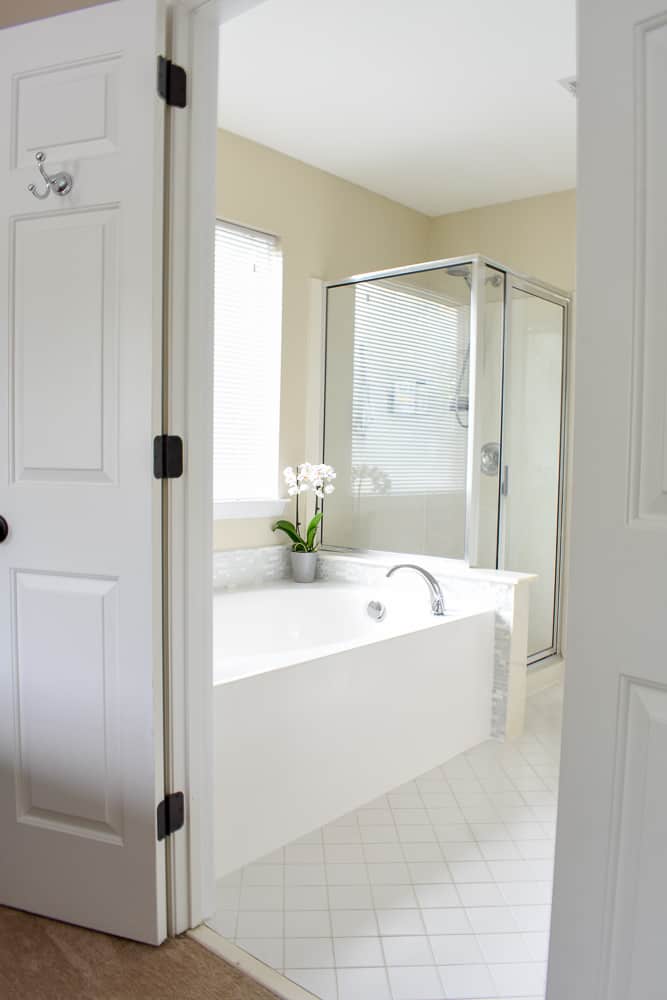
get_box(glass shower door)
[499,281,567,662]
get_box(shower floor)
[207,685,562,1000]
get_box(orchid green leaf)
[272,519,305,548]
[306,511,324,550]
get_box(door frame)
[165,0,576,946]
[165,0,269,936]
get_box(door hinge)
[157,791,185,840]
[157,55,187,108]
[153,435,183,479]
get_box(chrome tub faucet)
[386,564,446,616]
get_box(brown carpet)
[0,906,279,1000]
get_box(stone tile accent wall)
[213,545,290,590]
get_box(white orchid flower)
[284,461,336,508]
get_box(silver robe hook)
[28,151,73,200]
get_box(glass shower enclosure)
[322,255,570,665]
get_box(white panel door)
[549,1,667,997]
[0,0,168,944]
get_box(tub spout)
[386,564,446,616]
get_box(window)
[213,220,283,515]
[350,280,468,496]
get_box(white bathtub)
[213,579,495,877]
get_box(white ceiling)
[218,0,576,217]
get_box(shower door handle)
[500,466,510,497]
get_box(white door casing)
[166,0,271,934]
[549,1,667,997]
[0,1,168,944]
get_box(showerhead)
[447,265,503,289]
[447,265,472,285]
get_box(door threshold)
[189,924,318,1000]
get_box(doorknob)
[0,516,9,543]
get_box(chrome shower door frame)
[497,274,571,665]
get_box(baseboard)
[189,924,318,1000]
[527,656,565,695]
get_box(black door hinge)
[157,791,185,840]
[157,55,187,108]
[153,435,183,479]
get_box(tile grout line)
[387,776,437,999]
[410,761,453,996]
[324,819,341,1000]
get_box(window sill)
[214,498,290,521]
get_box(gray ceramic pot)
[290,550,318,583]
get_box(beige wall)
[429,190,576,292]
[214,129,430,550]
[0,0,110,28]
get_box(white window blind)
[351,281,468,495]
[213,220,283,503]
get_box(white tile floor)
[208,685,562,1000]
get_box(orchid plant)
[272,463,336,552]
